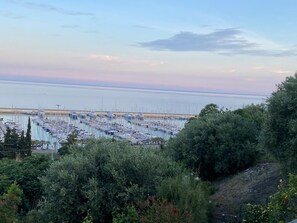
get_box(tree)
[0,182,23,223]
[0,142,5,159]
[166,112,259,181]
[233,104,266,130]
[4,127,11,145]
[199,103,220,117]
[58,131,78,156]
[37,140,185,223]
[25,117,32,156]
[19,130,26,159]
[262,73,297,171]
[0,156,51,214]
[3,127,15,159]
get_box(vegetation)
[0,117,32,160]
[166,111,260,180]
[33,140,210,223]
[158,174,211,222]
[242,174,297,223]
[58,131,78,156]
[0,156,51,215]
[199,103,220,117]
[262,73,297,172]
[0,182,23,223]
[2,75,297,222]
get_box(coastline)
[0,107,194,119]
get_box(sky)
[0,0,297,95]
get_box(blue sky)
[0,0,296,94]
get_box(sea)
[0,80,267,148]
[0,80,266,115]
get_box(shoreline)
[0,107,194,119]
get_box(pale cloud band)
[138,28,297,57]
[89,54,165,67]
[7,0,94,17]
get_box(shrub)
[36,140,185,223]
[166,112,259,180]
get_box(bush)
[166,112,259,181]
[36,140,185,223]
[158,174,211,223]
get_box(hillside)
[211,163,284,222]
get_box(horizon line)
[0,77,269,98]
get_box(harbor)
[0,108,190,149]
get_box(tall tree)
[7,128,19,160]
[3,127,17,159]
[19,130,26,159]
[0,143,4,159]
[25,117,32,156]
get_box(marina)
[0,109,189,149]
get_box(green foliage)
[158,174,211,223]
[242,174,297,223]
[262,73,297,172]
[2,120,32,160]
[139,198,192,223]
[58,131,78,156]
[19,130,26,159]
[0,142,5,159]
[25,117,32,157]
[199,103,220,117]
[233,103,267,130]
[166,112,259,180]
[0,156,51,214]
[3,128,19,159]
[113,206,140,223]
[82,213,94,223]
[37,140,184,223]
[0,182,23,223]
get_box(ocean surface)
[0,80,266,115]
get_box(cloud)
[90,55,122,63]
[8,0,95,17]
[138,28,297,57]
[60,25,80,29]
[2,12,25,19]
[89,54,164,67]
[132,25,159,31]
[272,69,293,75]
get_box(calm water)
[0,80,266,115]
